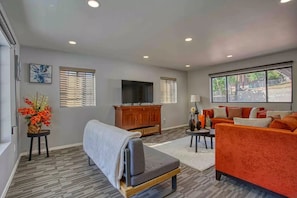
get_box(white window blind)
[60,67,96,107]
[160,77,177,104]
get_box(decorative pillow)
[269,119,292,131]
[234,117,272,128]
[268,114,281,121]
[282,115,297,131]
[249,107,259,118]
[266,111,292,119]
[213,107,227,118]
[227,108,242,119]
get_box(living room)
[0,0,296,198]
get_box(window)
[210,62,292,103]
[211,76,226,103]
[267,68,292,102]
[160,77,177,104]
[227,71,266,102]
[60,67,96,107]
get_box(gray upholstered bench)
[120,138,180,198]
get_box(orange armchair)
[215,123,297,197]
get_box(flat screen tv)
[122,80,153,104]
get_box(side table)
[185,128,210,153]
[27,130,50,161]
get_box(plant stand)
[27,130,50,161]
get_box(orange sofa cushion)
[204,106,265,119]
[211,118,234,128]
[203,106,266,128]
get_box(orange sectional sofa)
[203,106,265,128]
[215,123,297,197]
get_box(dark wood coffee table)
[185,128,210,152]
[208,128,215,149]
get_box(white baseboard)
[162,124,187,131]
[1,155,21,198]
[20,142,83,157]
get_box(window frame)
[160,77,177,104]
[210,62,293,103]
[59,66,96,108]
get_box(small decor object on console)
[18,92,52,134]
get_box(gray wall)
[19,47,188,152]
[188,49,297,111]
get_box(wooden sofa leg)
[216,170,222,181]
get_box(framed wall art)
[29,63,52,84]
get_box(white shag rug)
[146,136,215,171]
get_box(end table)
[27,129,50,161]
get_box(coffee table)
[185,128,210,152]
[208,128,215,149]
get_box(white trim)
[162,124,187,131]
[20,142,83,156]
[1,154,21,198]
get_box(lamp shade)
[190,95,200,102]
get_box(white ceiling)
[2,0,297,71]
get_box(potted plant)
[18,93,52,133]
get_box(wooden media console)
[114,105,161,136]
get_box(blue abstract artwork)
[29,64,52,83]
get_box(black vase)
[196,121,201,130]
[189,119,195,131]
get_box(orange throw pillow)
[228,108,242,119]
[269,119,291,131]
[282,115,297,131]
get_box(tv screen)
[122,80,153,104]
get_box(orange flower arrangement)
[18,93,52,129]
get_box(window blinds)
[59,67,96,107]
[160,77,177,103]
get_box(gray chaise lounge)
[120,138,180,197]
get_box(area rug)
[146,136,215,171]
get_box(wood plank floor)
[6,127,284,198]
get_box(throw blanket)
[83,120,141,189]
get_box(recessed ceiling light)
[143,56,149,59]
[69,41,77,45]
[227,55,233,58]
[185,65,190,68]
[88,0,100,8]
[185,38,192,42]
[280,0,291,3]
